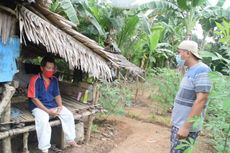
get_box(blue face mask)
[176,55,185,66]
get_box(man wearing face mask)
[28,56,78,153]
[170,40,212,153]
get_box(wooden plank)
[62,96,89,108]
[62,98,89,109]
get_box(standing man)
[171,40,212,153]
[28,56,78,153]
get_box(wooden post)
[0,84,15,153]
[0,84,15,117]
[55,127,65,150]
[92,83,97,105]
[1,102,12,153]
[85,115,95,144]
[22,132,29,153]
[85,82,99,143]
[94,83,100,105]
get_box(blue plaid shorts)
[170,126,200,153]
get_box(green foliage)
[23,56,43,65]
[215,20,230,46]
[202,7,230,20]
[201,20,230,75]
[146,25,164,67]
[137,0,178,12]
[117,16,139,48]
[177,0,190,10]
[74,0,106,37]
[50,0,79,25]
[91,123,99,133]
[176,138,195,153]
[176,115,202,153]
[50,0,62,13]
[204,72,230,153]
[145,68,181,107]
[177,0,205,10]
[98,81,133,115]
[214,20,230,75]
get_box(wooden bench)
[0,95,101,152]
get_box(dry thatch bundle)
[19,6,112,80]
[0,9,16,44]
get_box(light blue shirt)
[172,62,212,132]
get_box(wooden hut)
[0,0,143,153]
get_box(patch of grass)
[125,111,141,120]
[91,124,99,133]
[148,114,171,127]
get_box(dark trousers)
[170,126,200,153]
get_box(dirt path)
[109,116,170,153]
[107,116,213,153]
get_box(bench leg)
[2,137,11,153]
[23,132,29,153]
[54,126,65,149]
[85,115,95,144]
[1,101,12,153]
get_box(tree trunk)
[140,53,146,69]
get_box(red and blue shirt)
[27,73,60,111]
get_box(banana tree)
[202,20,230,74]
[49,0,106,38]
[50,0,79,25]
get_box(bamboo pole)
[1,103,11,153]
[0,84,15,117]
[0,5,16,16]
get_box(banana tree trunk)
[140,53,146,69]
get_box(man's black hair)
[40,56,55,67]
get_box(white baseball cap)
[178,40,202,59]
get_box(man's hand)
[177,126,189,140]
[56,106,63,115]
[48,109,58,117]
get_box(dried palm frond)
[0,10,16,44]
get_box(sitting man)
[27,56,78,153]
